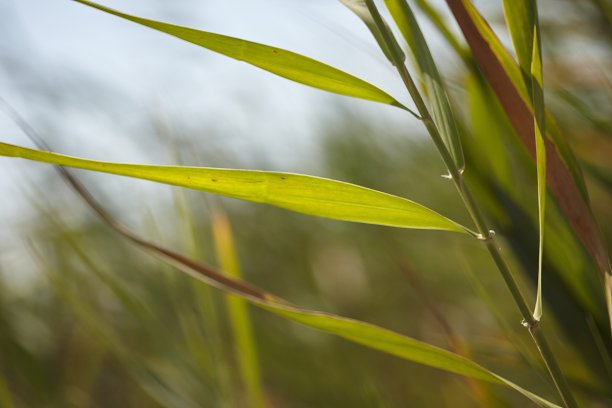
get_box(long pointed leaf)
[45,163,560,408]
[73,0,405,108]
[0,142,468,233]
[531,22,546,321]
[504,0,547,321]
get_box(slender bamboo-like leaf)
[384,0,465,171]
[531,21,546,321]
[73,0,405,108]
[504,0,547,321]
[212,209,266,408]
[339,0,405,65]
[0,142,468,233]
[44,164,560,408]
[445,0,612,330]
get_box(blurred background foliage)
[0,0,611,407]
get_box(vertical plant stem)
[175,192,234,406]
[364,1,578,407]
[212,208,267,408]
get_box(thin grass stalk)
[171,185,234,405]
[171,202,235,406]
[212,208,266,408]
[363,1,577,406]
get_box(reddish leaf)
[446,0,611,328]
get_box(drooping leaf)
[384,0,465,171]
[339,0,404,65]
[0,142,468,233]
[445,0,612,330]
[44,163,560,408]
[261,305,559,408]
[503,0,547,321]
[73,0,405,108]
[531,19,546,321]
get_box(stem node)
[476,230,496,241]
[522,318,540,331]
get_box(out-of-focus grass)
[0,111,608,406]
[0,1,610,406]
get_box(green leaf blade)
[260,304,560,408]
[531,23,546,321]
[0,142,468,233]
[29,161,561,408]
[74,0,404,107]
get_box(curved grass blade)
[0,142,468,233]
[384,0,465,171]
[339,0,405,65]
[44,163,560,408]
[73,0,405,108]
[531,23,546,321]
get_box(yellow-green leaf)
[0,142,467,233]
[73,0,404,107]
[260,304,559,408]
[28,159,560,407]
